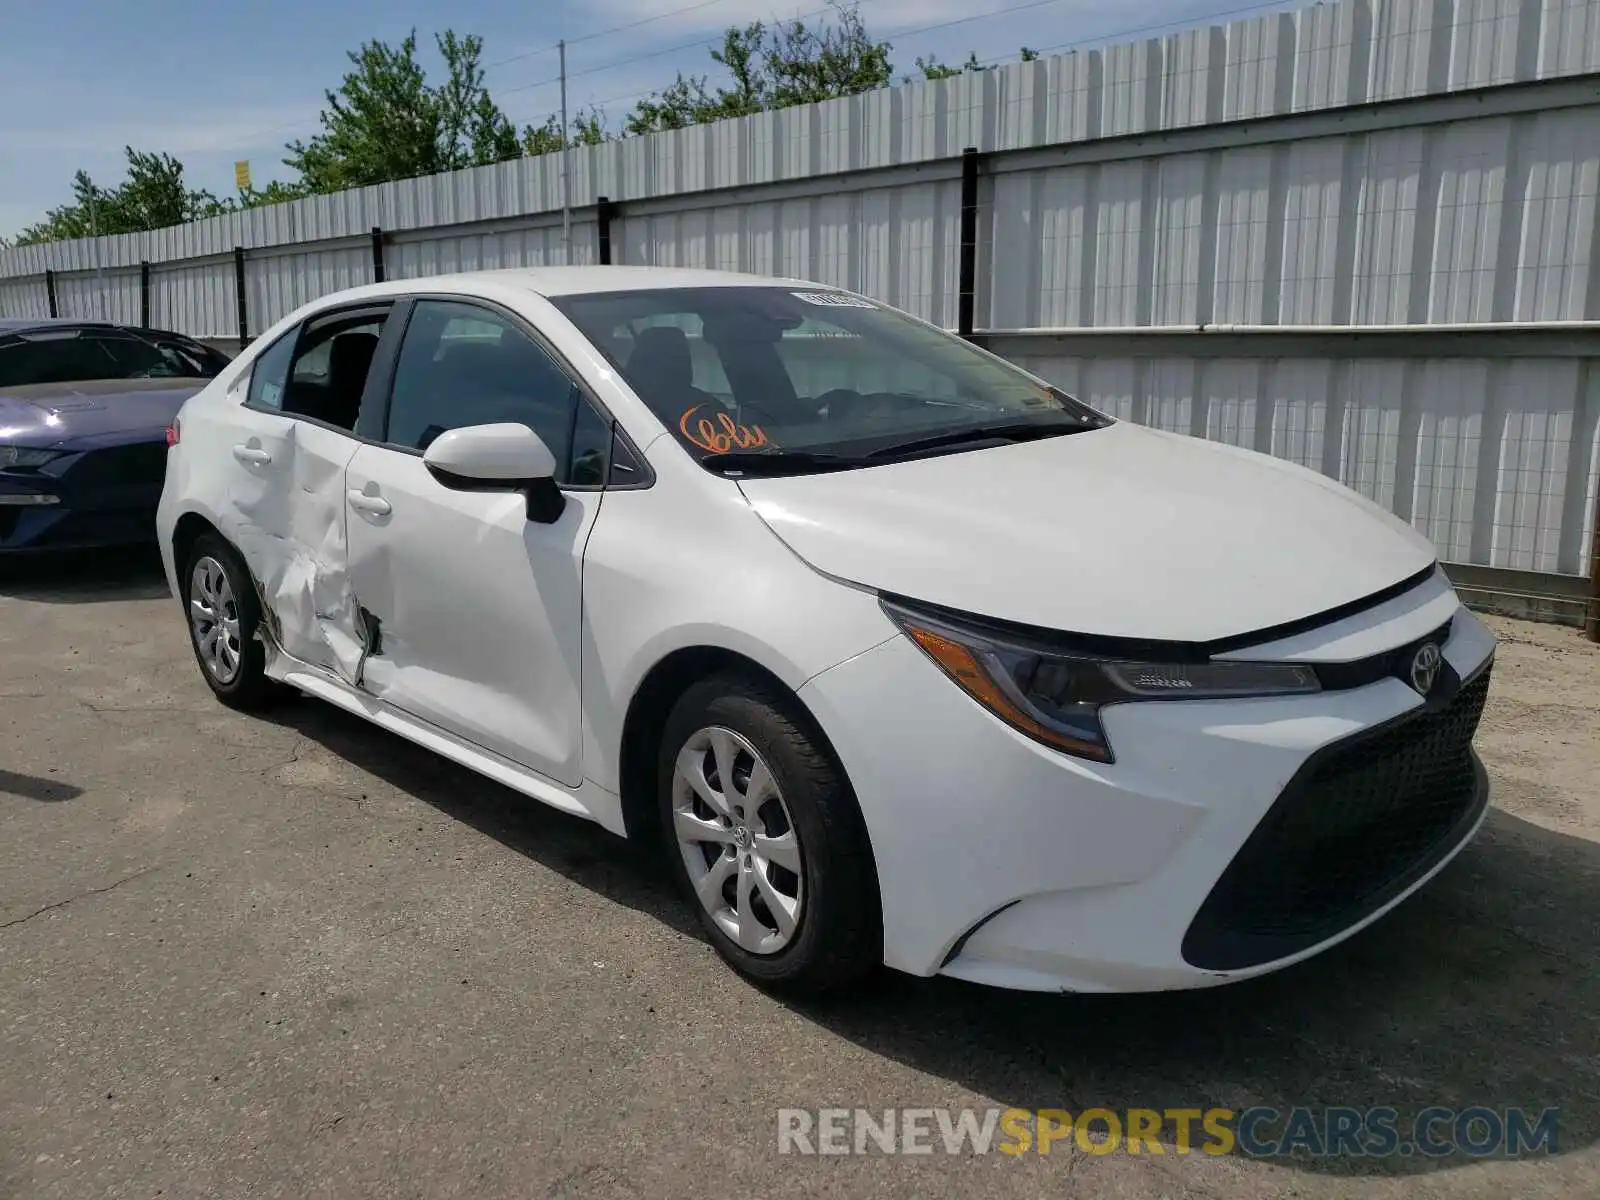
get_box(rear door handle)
[348,490,392,517]
[232,444,272,466]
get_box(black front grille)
[1183,665,1492,971]
[58,441,170,492]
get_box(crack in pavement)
[0,867,159,932]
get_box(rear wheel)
[182,533,282,710]
[658,673,881,994]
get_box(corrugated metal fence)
[3,0,1599,592]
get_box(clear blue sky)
[0,0,1286,240]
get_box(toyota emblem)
[1409,642,1443,695]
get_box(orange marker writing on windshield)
[679,405,771,453]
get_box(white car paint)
[740,421,1439,642]
[157,266,1496,994]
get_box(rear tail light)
[165,421,180,447]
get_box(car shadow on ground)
[266,695,1595,1181]
[0,768,83,802]
[0,546,170,603]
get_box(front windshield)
[550,286,1109,470]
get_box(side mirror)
[422,422,566,524]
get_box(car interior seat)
[622,326,721,415]
[324,331,380,430]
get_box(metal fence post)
[371,226,386,284]
[139,261,151,327]
[233,246,249,348]
[1589,490,1600,643]
[958,147,980,340]
[596,197,615,265]
[45,269,58,318]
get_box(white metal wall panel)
[1350,128,1429,324]
[1411,359,1490,562]
[1291,0,1369,110]
[1428,117,1510,323]
[1004,350,1597,576]
[1267,359,1334,469]
[388,222,595,280]
[247,243,371,329]
[1514,107,1599,320]
[1337,360,1409,512]
[53,269,139,324]
[1575,363,1600,575]
[1279,139,1349,323]
[1146,359,1197,432]
[150,261,235,337]
[1541,0,1600,75]
[1094,162,1149,326]
[1153,154,1208,325]
[1487,358,1580,569]
[1205,360,1266,448]
[0,277,50,320]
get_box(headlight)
[0,445,59,468]
[881,600,1321,764]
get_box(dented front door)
[210,381,366,679]
[341,444,597,789]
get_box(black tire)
[657,672,882,994]
[180,533,283,711]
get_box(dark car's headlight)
[0,446,60,469]
[881,600,1320,764]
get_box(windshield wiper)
[700,450,866,476]
[865,418,1096,461]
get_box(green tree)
[284,28,519,191]
[522,107,609,156]
[911,47,1039,82]
[235,180,315,208]
[625,3,890,135]
[14,147,228,245]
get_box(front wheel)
[658,673,882,994]
[182,533,282,711]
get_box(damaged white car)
[158,267,1496,995]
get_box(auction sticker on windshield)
[791,291,876,308]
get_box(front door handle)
[232,444,272,466]
[348,489,392,517]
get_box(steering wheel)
[733,401,786,435]
[811,388,863,422]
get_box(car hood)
[737,422,1439,644]
[0,378,202,447]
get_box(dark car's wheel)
[182,533,281,710]
[658,673,881,994]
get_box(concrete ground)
[1,550,1597,1200]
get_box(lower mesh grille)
[1182,666,1491,971]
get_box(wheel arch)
[615,644,864,855]
[170,510,223,573]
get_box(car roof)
[0,316,85,334]
[437,266,817,297]
[0,317,195,338]
[318,266,821,309]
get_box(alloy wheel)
[188,555,243,684]
[671,725,805,955]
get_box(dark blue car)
[0,318,231,552]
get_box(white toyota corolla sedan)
[157,266,1496,994]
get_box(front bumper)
[799,595,1497,993]
[0,441,167,552]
